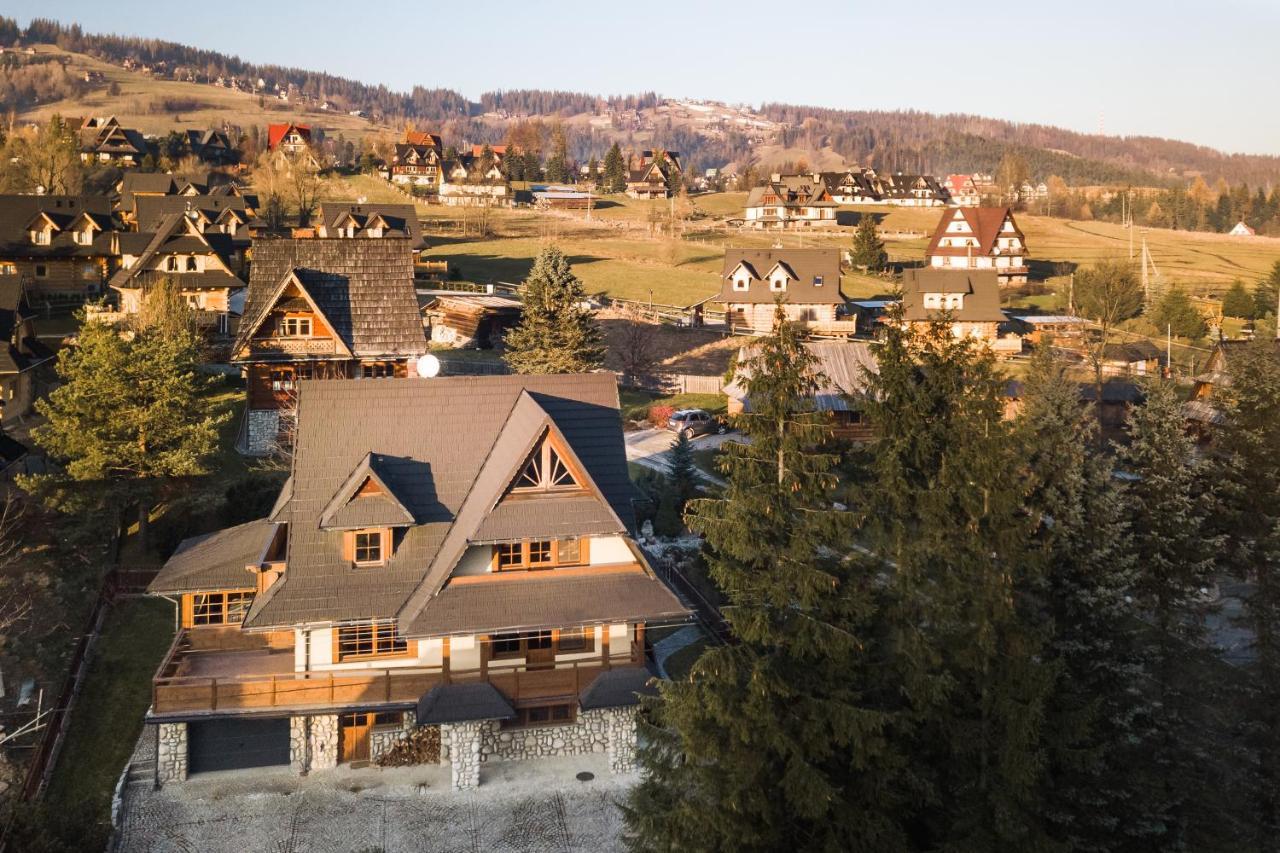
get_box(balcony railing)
[151,634,644,715]
[246,337,339,357]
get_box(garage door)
[188,717,290,774]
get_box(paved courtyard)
[116,746,634,853]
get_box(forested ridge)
[3,16,1279,187]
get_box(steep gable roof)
[319,452,416,530]
[108,213,242,292]
[316,202,424,249]
[926,206,1022,256]
[240,375,637,630]
[234,238,426,360]
[267,122,311,150]
[0,196,114,259]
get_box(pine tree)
[667,430,698,516]
[502,246,605,374]
[624,303,907,852]
[1118,377,1220,849]
[859,311,1057,850]
[544,124,569,183]
[1255,261,1280,322]
[604,142,626,193]
[27,318,228,545]
[1150,288,1208,340]
[1016,348,1159,851]
[1222,280,1253,319]
[587,155,600,189]
[849,215,888,271]
[1212,340,1280,849]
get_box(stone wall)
[156,722,187,784]
[439,707,638,788]
[243,409,280,456]
[288,714,338,773]
[368,711,417,762]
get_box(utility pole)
[1068,272,1075,316]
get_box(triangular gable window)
[512,435,580,492]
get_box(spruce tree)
[587,155,600,189]
[624,304,907,852]
[859,311,1057,850]
[544,124,569,183]
[502,246,605,374]
[667,430,698,517]
[1016,347,1159,851]
[849,215,888,271]
[604,142,627,193]
[1212,340,1280,849]
[1118,377,1220,849]
[1221,280,1253,319]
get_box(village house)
[447,145,506,183]
[78,115,149,166]
[108,211,248,336]
[1099,340,1163,377]
[421,291,522,348]
[900,268,1022,354]
[231,238,429,455]
[313,203,426,250]
[726,340,878,439]
[0,276,53,422]
[925,206,1030,285]
[390,131,444,190]
[268,123,320,169]
[1184,338,1280,432]
[743,175,839,229]
[0,195,115,301]
[625,151,681,199]
[1229,221,1257,237]
[144,372,688,788]
[185,129,236,165]
[134,195,255,239]
[116,173,254,227]
[944,174,982,207]
[880,173,949,207]
[718,247,854,334]
[820,169,882,205]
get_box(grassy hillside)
[16,44,385,141]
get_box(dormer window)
[75,229,93,245]
[733,275,749,292]
[186,256,199,272]
[32,229,50,245]
[770,276,787,292]
[513,438,580,492]
[492,538,586,571]
[166,256,179,272]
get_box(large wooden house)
[267,123,319,169]
[743,175,839,229]
[145,373,688,788]
[390,142,443,190]
[108,212,248,335]
[718,247,853,334]
[880,173,949,207]
[231,238,428,455]
[78,115,148,166]
[0,195,115,300]
[625,151,681,199]
[901,268,1022,354]
[925,206,1029,285]
[1184,339,1280,433]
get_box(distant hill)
[5,16,1280,188]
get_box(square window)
[354,531,383,564]
[34,265,47,279]
[557,539,580,565]
[527,540,553,566]
[492,633,522,657]
[495,543,522,570]
[527,631,553,650]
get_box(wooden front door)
[339,713,372,763]
[526,630,554,670]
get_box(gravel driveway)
[115,746,633,853]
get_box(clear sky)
[6,0,1278,155]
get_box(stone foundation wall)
[368,711,417,762]
[440,720,484,789]
[244,409,280,456]
[156,722,187,784]
[605,707,638,773]
[288,714,339,773]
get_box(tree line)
[622,302,1280,852]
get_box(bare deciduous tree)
[617,305,662,388]
[1074,258,1143,431]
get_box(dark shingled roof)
[242,374,643,630]
[234,238,427,361]
[0,276,51,375]
[316,203,424,250]
[134,195,251,233]
[1102,340,1162,362]
[319,452,416,530]
[926,206,1024,257]
[417,682,514,725]
[108,213,245,293]
[0,195,114,260]
[406,570,689,636]
[149,519,277,594]
[901,268,1006,323]
[579,666,656,710]
[719,248,844,305]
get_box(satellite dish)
[416,353,441,378]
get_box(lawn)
[619,389,727,423]
[42,597,175,844]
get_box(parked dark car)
[666,408,728,438]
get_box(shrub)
[648,405,675,428]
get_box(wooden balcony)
[246,337,339,357]
[150,631,644,717]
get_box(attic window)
[770,276,787,292]
[32,229,50,245]
[813,275,824,287]
[513,438,580,492]
[733,275,749,292]
[75,229,93,245]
